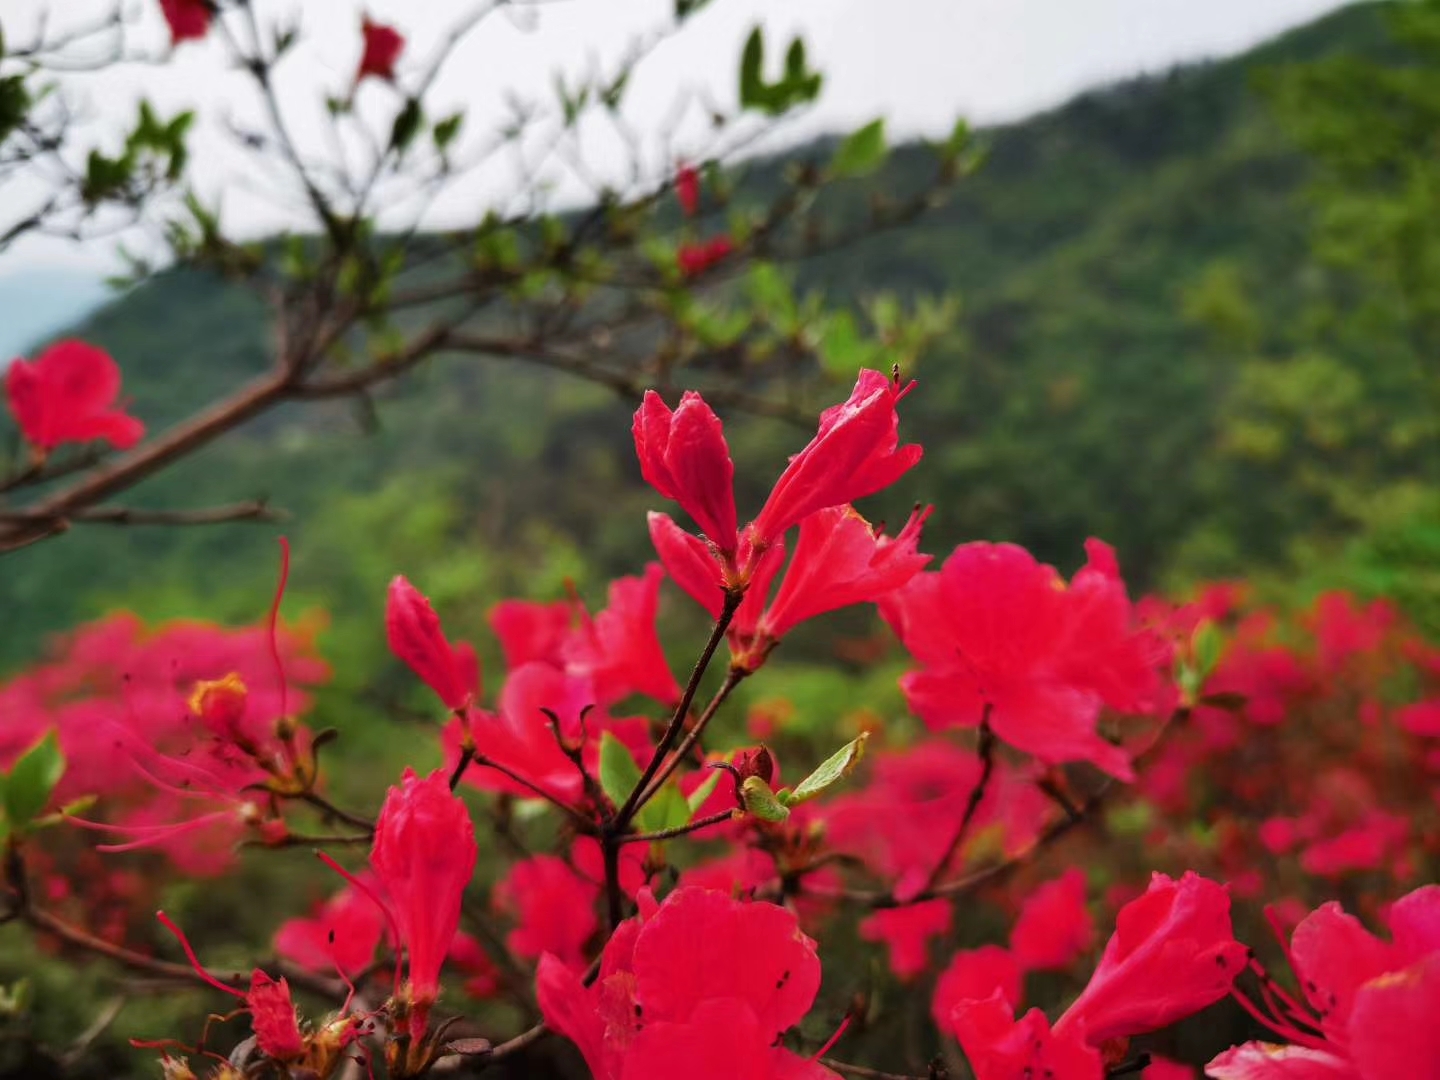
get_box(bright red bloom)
[1055,871,1245,1045]
[1211,886,1440,1079]
[1010,868,1095,972]
[274,880,386,977]
[647,511,742,619]
[563,563,681,706]
[247,971,306,1061]
[883,540,1169,780]
[675,164,701,216]
[370,768,477,1035]
[820,740,1050,903]
[537,887,834,1080]
[491,598,574,669]
[386,577,476,711]
[1142,1058,1196,1080]
[676,235,734,277]
[493,854,598,973]
[951,992,1102,1080]
[633,390,738,553]
[358,17,405,82]
[734,504,931,668]
[932,945,1023,1033]
[447,663,641,805]
[6,340,144,453]
[448,932,503,999]
[155,913,305,1061]
[860,898,952,981]
[750,369,923,547]
[159,0,210,43]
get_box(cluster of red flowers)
[1117,586,1440,915]
[155,0,403,85]
[5,363,1437,1079]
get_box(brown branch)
[636,667,747,807]
[616,590,741,829]
[0,500,282,528]
[0,368,291,552]
[20,905,345,999]
[921,714,994,893]
[618,808,737,846]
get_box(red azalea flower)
[952,992,1103,1080]
[156,912,305,1061]
[1211,886,1440,1078]
[159,0,211,43]
[639,372,921,624]
[369,768,477,1038]
[358,17,405,82]
[386,577,477,711]
[274,880,386,977]
[493,854,599,973]
[932,945,1023,1033]
[6,340,144,454]
[446,663,633,805]
[750,368,923,547]
[562,563,682,707]
[448,932,503,999]
[536,887,835,1080]
[860,899,952,981]
[490,597,575,669]
[633,390,738,553]
[676,235,734,277]
[1010,868,1095,972]
[1054,871,1246,1046]
[883,540,1168,780]
[723,504,931,672]
[675,164,701,216]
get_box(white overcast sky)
[4,0,1355,273]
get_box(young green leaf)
[598,731,643,810]
[685,769,721,813]
[740,776,790,822]
[638,782,693,835]
[4,730,65,831]
[782,732,869,807]
[830,119,887,179]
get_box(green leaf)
[1191,620,1224,683]
[4,731,65,830]
[675,0,713,19]
[781,733,869,807]
[739,27,768,112]
[638,782,692,835]
[390,98,424,153]
[685,770,721,812]
[740,776,790,822]
[943,117,971,158]
[831,119,886,179]
[598,731,642,810]
[433,112,464,151]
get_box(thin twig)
[618,808,737,846]
[617,590,741,829]
[921,713,995,893]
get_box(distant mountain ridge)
[0,2,1399,669]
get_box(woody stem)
[616,589,742,829]
[920,711,994,894]
[618,809,738,845]
[636,668,747,807]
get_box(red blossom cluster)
[4,366,1436,1080]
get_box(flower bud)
[733,745,776,787]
